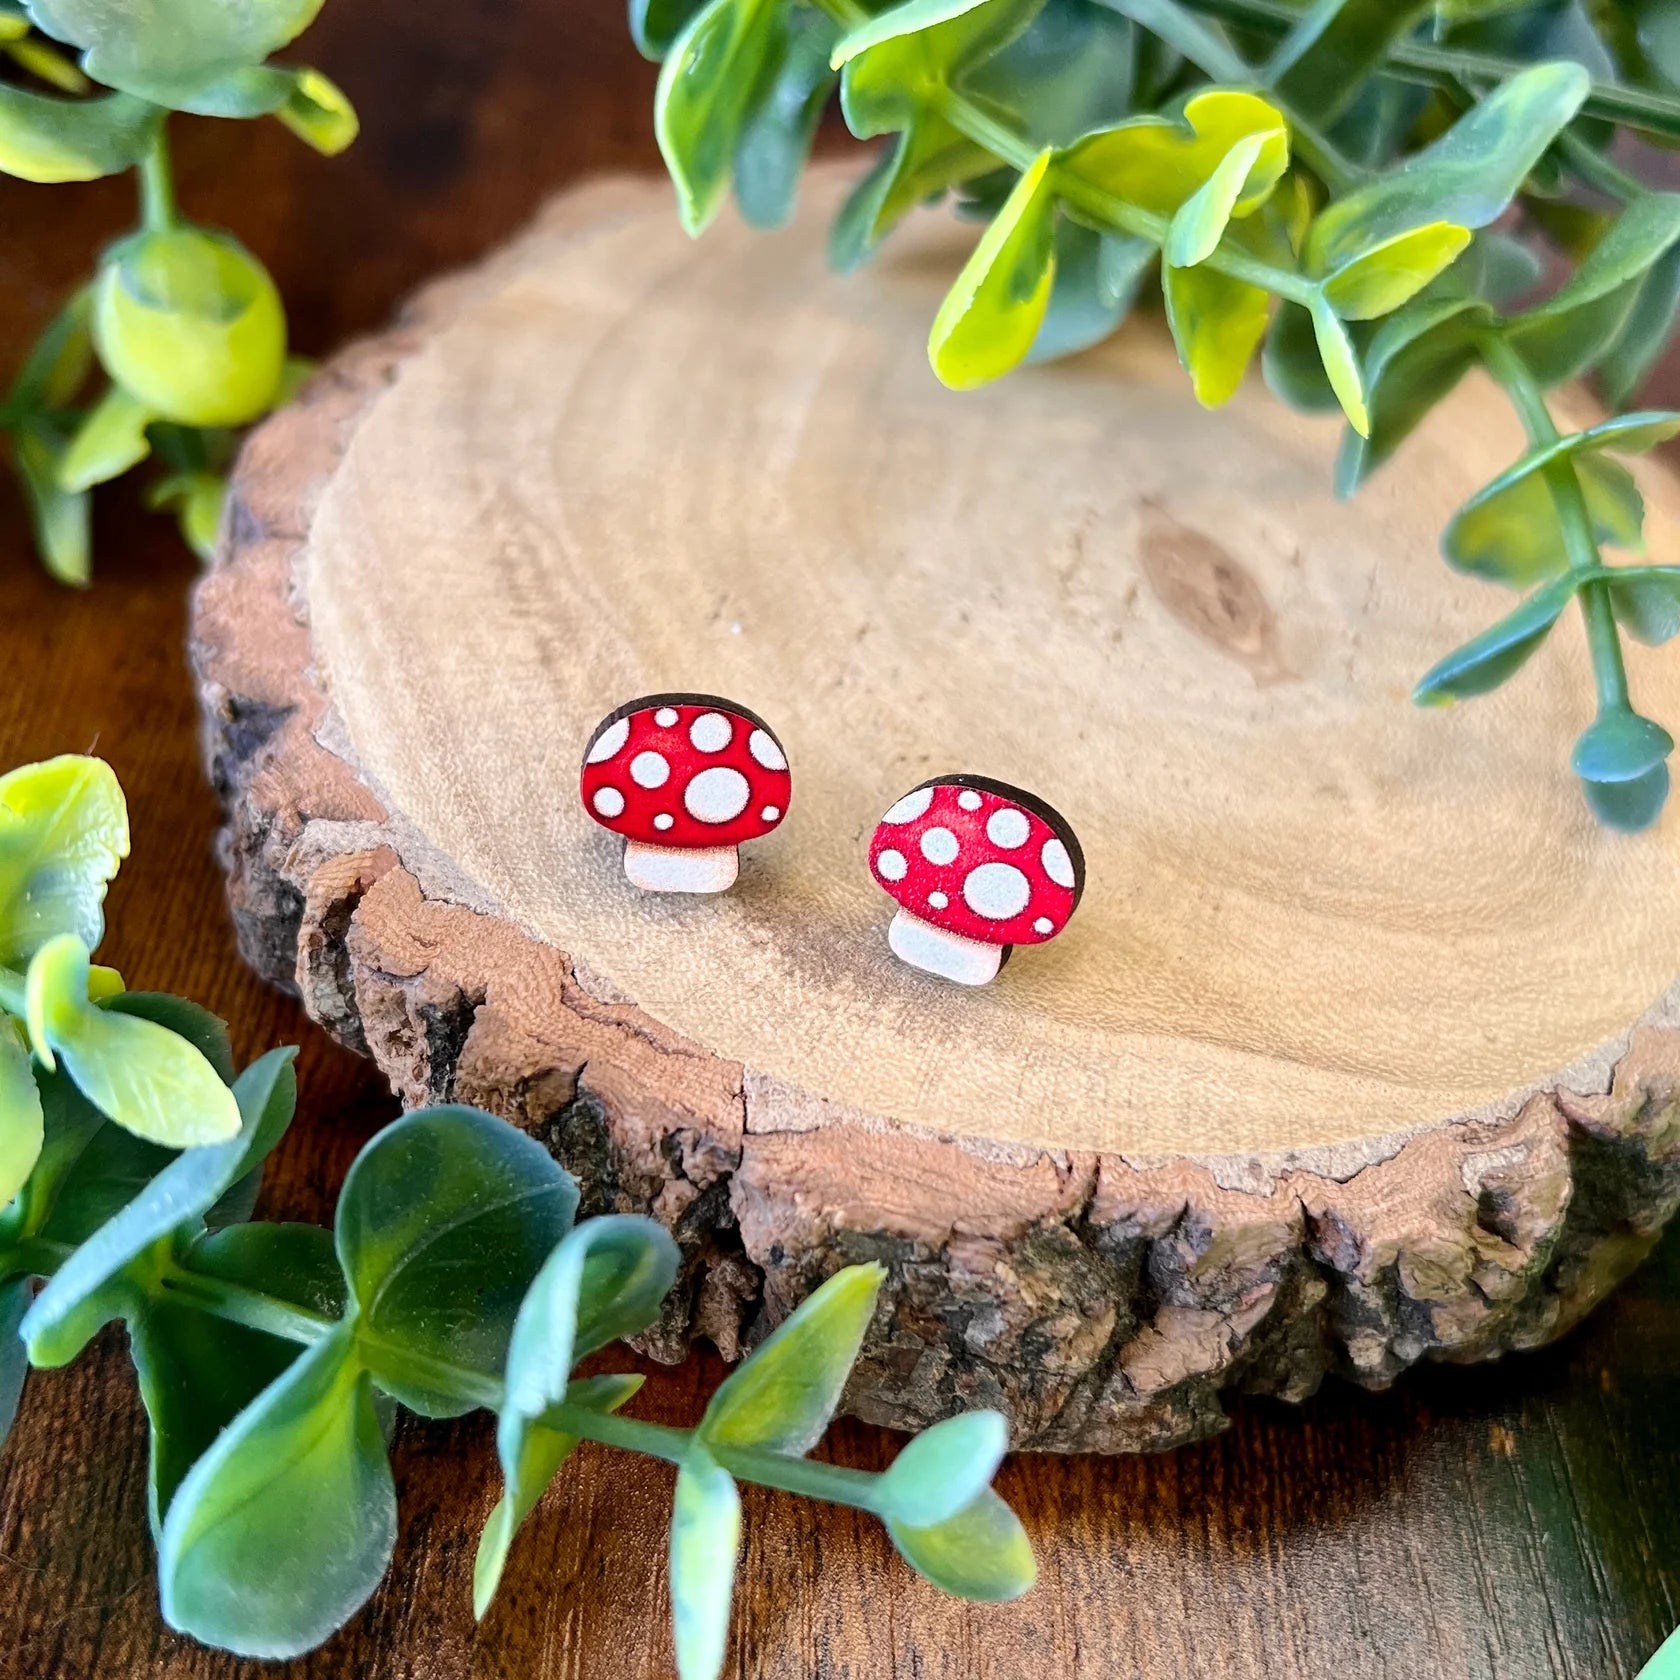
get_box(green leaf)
[929,148,1057,390]
[132,1221,345,1533]
[146,471,226,563]
[827,118,992,271]
[655,0,783,235]
[1583,761,1671,832]
[1411,575,1579,706]
[18,1049,294,1365]
[1164,131,1270,269]
[1319,222,1472,321]
[23,934,240,1150]
[632,0,708,57]
[335,1105,580,1416]
[1262,300,1339,412]
[1059,89,1289,221]
[7,286,93,412]
[155,63,356,154]
[733,9,837,230]
[885,1485,1035,1602]
[474,1371,643,1619]
[11,420,91,585]
[0,1019,43,1214]
[1601,243,1680,407]
[1266,0,1431,126]
[103,992,235,1085]
[877,1409,1009,1528]
[1308,294,1368,435]
[58,383,155,493]
[276,66,357,154]
[0,83,160,182]
[1507,195,1680,386]
[22,0,326,102]
[669,1445,742,1680]
[1027,222,1151,362]
[1306,63,1590,273]
[1162,262,1270,408]
[700,1262,883,1455]
[158,1323,395,1660]
[0,754,127,969]
[1572,708,1675,784]
[1609,566,1680,645]
[0,1278,26,1450]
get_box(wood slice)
[191,172,1680,1452]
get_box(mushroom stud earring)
[868,775,1083,985]
[581,693,790,893]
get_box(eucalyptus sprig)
[0,754,1032,1667]
[0,0,355,582]
[642,0,1680,830]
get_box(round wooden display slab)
[192,174,1680,1452]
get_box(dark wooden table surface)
[3,6,1680,1677]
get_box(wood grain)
[3,2,1680,1673]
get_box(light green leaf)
[23,934,240,1150]
[1306,63,1590,273]
[102,992,235,1085]
[158,1324,395,1660]
[700,1262,884,1455]
[1060,88,1289,221]
[929,149,1057,390]
[18,1048,293,1366]
[1583,762,1670,832]
[0,83,160,182]
[1411,575,1579,707]
[1608,566,1680,646]
[1319,222,1472,321]
[133,1220,345,1534]
[1164,132,1270,270]
[11,420,91,585]
[733,9,837,230]
[1308,294,1367,435]
[877,1409,1009,1528]
[58,383,155,493]
[1162,262,1270,408]
[7,287,93,412]
[0,754,127,968]
[0,1019,42,1214]
[146,471,225,562]
[1573,708,1675,785]
[21,0,325,102]
[669,1445,742,1680]
[886,1485,1035,1602]
[335,1105,579,1416]
[276,67,357,154]
[655,0,783,235]
[475,1371,643,1619]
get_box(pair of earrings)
[579,692,1085,987]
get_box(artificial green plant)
[0,754,1033,1669]
[0,0,354,581]
[641,0,1680,830]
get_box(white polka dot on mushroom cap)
[957,789,982,811]
[963,861,1032,920]
[654,813,674,831]
[631,750,670,789]
[748,729,787,772]
[881,787,933,824]
[586,717,629,764]
[920,827,959,866]
[1033,916,1053,934]
[592,786,625,818]
[928,890,949,909]
[654,707,679,727]
[877,848,907,882]
[986,807,1030,849]
[690,712,733,752]
[684,765,751,823]
[1042,838,1075,889]
[761,805,780,822]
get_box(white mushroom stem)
[624,839,739,894]
[887,908,1004,986]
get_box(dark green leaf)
[1601,242,1680,406]
[1411,575,1579,706]
[11,419,90,585]
[1609,565,1680,645]
[632,0,708,57]
[670,1445,741,1680]
[1263,299,1339,412]
[158,1324,395,1660]
[0,83,161,182]
[1027,222,1151,362]
[475,1371,643,1618]
[827,119,992,271]
[734,9,837,230]
[0,1277,26,1449]
[133,1221,344,1533]
[1582,760,1670,831]
[1572,707,1675,784]
[1306,64,1590,273]
[335,1105,580,1416]
[701,1262,883,1455]
[885,1485,1035,1601]
[877,1409,1009,1528]
[1266,0,1432,127]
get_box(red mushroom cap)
[868,775,1082,947]
[580,693,791,849]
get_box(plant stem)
[1554,129,1649,204]
[156,1264,339,1344]
[139,127,177,232]
[1477,328,1631,715]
